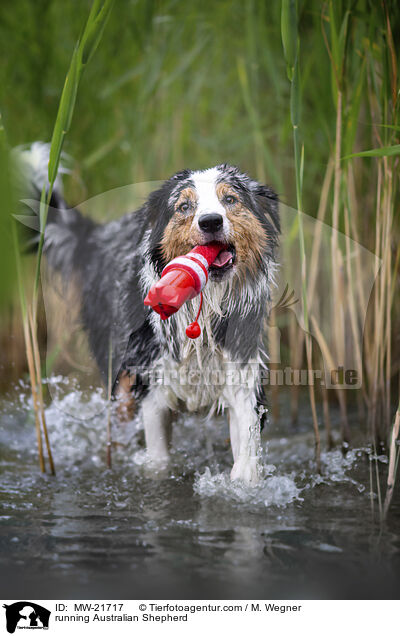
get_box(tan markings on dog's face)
[160,213,194,262]
[174,187,198,213]
[215,182,238,205]
[216,182,268,280]
[161,188,202,262]
[227,209,267,281]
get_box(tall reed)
[384,393,400,518]
[281,0,321,469]
[280,1,399,509]
[13,0,115,473]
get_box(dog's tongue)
[211,249,233,268]
[192,242,233,269]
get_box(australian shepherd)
[21,144,280,485]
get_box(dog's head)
[146,164,279,286]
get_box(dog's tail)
[14,142,96,277]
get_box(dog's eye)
[178,202,190,213]
[224,195,237,205]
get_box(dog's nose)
[198,213,223,233]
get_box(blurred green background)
[0,0,337,204]
[1,0,395,220]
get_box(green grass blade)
[81,0,115,66]
[48,46,81,184]
[0,117,18,309]
[343,57,366,158]
[290,56,300,127]
[343,144,400,159]
[281,0,298,80]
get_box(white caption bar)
[1,599,398,636]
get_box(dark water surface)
[1,381,399,599]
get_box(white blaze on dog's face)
[191,167,231,237]
[159,164,278,284]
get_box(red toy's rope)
[195,291,203,322]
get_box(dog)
[20,143,280,484]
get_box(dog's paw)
[142,454,170,480]
[230,456,262,486]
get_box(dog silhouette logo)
[3,602,50,633]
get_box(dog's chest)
[158,346,227,412]
[156,299,229,412]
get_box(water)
[0,379,399,599]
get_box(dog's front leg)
[227,388,262,485]
[141,388,172,468]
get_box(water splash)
[1,375,375,505]
[194,466,303,507]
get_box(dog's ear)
[146,202,169,277]
[145,181,175,277]
[253,183,280,233]
[252,183,280,255]
[148,243,165,277]
[172,169,191,181]
[146,170,193,276]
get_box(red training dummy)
[143,242,224,339]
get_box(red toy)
[144,242,225,339]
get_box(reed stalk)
[11,219,46,472]
[306,158,334,447]
[28,306,55,474]
[12,0,115,474]
[288,313,302,425]
[322,3,352,447]
[106,337,113,469]
[383,396,400,519]
[269,308,280,423]
[281,0,321,470]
